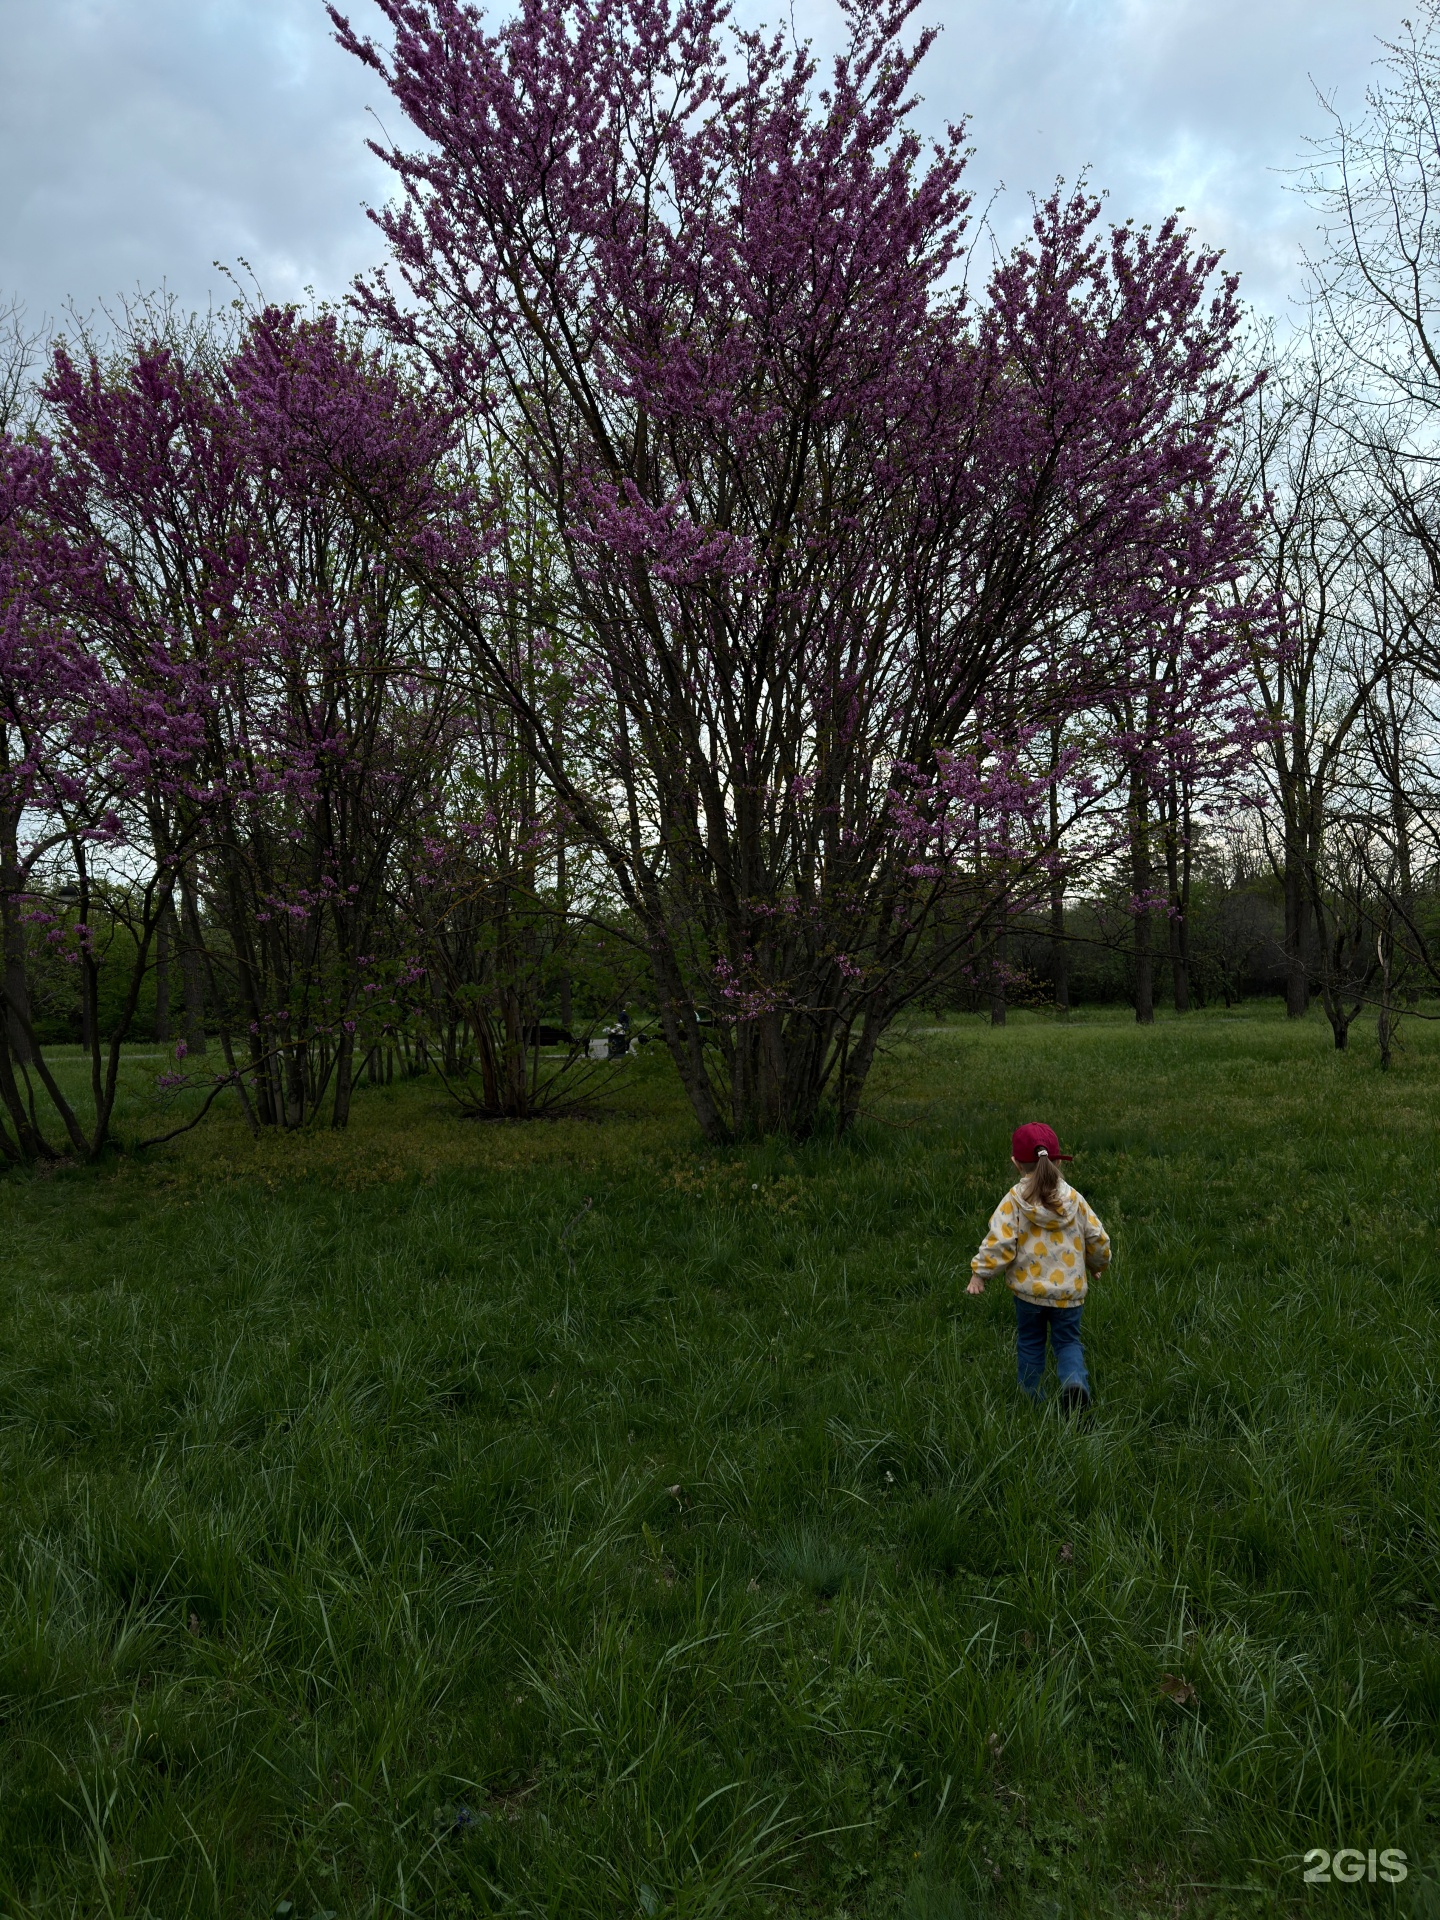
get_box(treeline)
[6,849,1368,1048]
[966,867,1313,1016]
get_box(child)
[967,1122,1110,1412]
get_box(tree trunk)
[284,1041,306,1127]
[1131,776,1154,1025]
[838,1005,886,1132]
[1164,865,1183,1012]
[1134,913,1154,1025]
[1050,879,1069,1016]
[1175,909,1190,1012]
[648,927,729,1144]
[1,942,28,1066]
[557,833,573,1032]
[502,984,526,1114]
[0,803,32,1067]
[154,898,172,1043]
[1322,987,1361,1050]
[0,851,55,1156]
[1283,856,1310,1018]
[0,1034,45,1159]
[990,922,1008,1027]
[216,1021,260,1133]
[1310,875,1368,1054]
[179,870,207,1055]
[332,1025,356,1128]
[1047,727,1068,1016]
[1164,781,1191,1014]
[81,937,100,1090]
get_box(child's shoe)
[1058,1384,1091,1420]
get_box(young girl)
[967,1122,1110,1411]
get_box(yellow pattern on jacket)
[970,1179,1110,1306]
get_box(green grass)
[1,1006,1439,1917]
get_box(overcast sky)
[0,0,1405,337]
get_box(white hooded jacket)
[970,1178,1111,1306]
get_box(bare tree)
[1299,6,1440,1056]
[1235,331,1393,1024]
[0,298,46,438]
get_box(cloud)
[872,0,1401,312]
[0,0,1410,332]
[0,0,392,327]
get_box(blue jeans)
[1014,1297,1089,1402]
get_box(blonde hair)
[1018,1148,1062,1209]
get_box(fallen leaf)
[1059,1541,1073,1564]
[1158,1672,1197,1705]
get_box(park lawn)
[0,1007,1437,1918]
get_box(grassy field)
[1,1007,1438,1918]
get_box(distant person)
[967,1122,1110,1414]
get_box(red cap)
[1011,1121,1072,1164]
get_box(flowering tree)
[331,0,1264,1139]
[215,307,472,1126]
[0,419,215,1160]
[0,306,481,1151]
